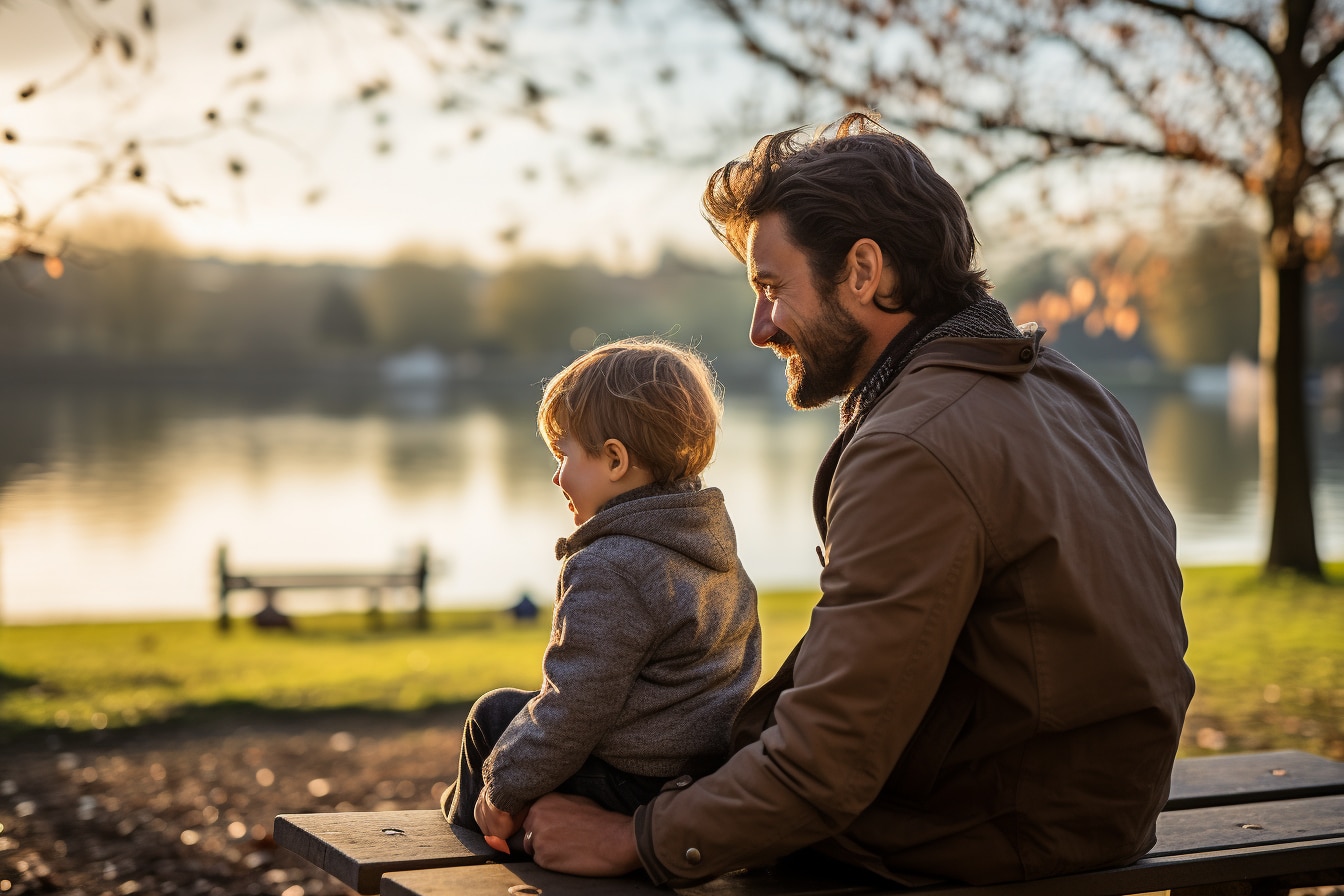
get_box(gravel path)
[0,706,469,896]
[5,710,1343,896]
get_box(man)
[519,114,1196,886]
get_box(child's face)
[552,432,622,526]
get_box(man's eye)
[760,284,775,301]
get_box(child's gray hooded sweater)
[483,479,761,813]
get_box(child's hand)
[474,792,526,853]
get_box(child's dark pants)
[441,687,670,848]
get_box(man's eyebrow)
[748,264,774,284]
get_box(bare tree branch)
[1180,15,1257,155]
[964,128,1240,205]
[1041,22,1155,130]
[1309,34,1344,81]
[1,0,525,257]
[1114,0,1273,57]
[1314,71,1344,151]
[707,0,827,87]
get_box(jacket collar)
[811,308,1045,543]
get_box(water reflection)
[1141,391,1260,518]
[0,375,1339,624]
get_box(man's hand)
[474,792,526,853]
[521,793,641,876]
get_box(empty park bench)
[275,749,1344,896]
[217,544,430,632]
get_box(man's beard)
[769,288,868,410]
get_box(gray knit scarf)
[838,294,1023,429]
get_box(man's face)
[746,212,868,409]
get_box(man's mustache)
[766,333,798,359]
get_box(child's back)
[486,477,760,800]
[442,336,761,851]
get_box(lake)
[1,365,1341,624]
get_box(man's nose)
[552,468,560,487]
[750,295,778,348]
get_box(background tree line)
[3,217,1341,376]
[6,0,1341,575]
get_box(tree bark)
[1263,250,1323,577]
[1261,6,1323,579]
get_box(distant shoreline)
[2,566,1339,628]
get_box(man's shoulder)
[847,346,1132,491]
[856,348,1006,439]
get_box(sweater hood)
[554,479,740,573]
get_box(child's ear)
[601,439,631,482]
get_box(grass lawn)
[2,565,1341,757]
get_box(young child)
[441,336,761,853]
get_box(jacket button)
[1019,347,1034,362]
[685,847,701,865]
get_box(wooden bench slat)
[284,796,1344,896]
[277,753,1344,895]
[1153,793,1344,855]
[226,573,424,589]
[382,865,668,896]
[1166,750,1344,810]
[275,811,502,895]
[380,837,1344,896]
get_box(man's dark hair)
[702,113,992,316]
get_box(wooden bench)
[275,750,1344,896]
[217,544,431,632]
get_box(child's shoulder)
[566,529,668,563]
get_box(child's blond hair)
[538,337,722,486]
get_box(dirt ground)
[3,709,1343,896]
[0,706,470,896]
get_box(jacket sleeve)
[484,550,660,813]
[634,431,988,884]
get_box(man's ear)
[602,439,631,482]
[846,238,899,309]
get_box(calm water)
[1,370,1341,624]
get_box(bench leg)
[368,587,383,630]
[414,545,429,630]
[253,588,294,630]
[217,545,231,632]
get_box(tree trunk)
[1261,11,1322,579]
[1261,246,1323,577]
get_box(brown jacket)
[634,328,1195,886]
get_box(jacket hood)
[554,480,739,573]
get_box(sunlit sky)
[0,0,806,272]
[1,0,1245,276]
